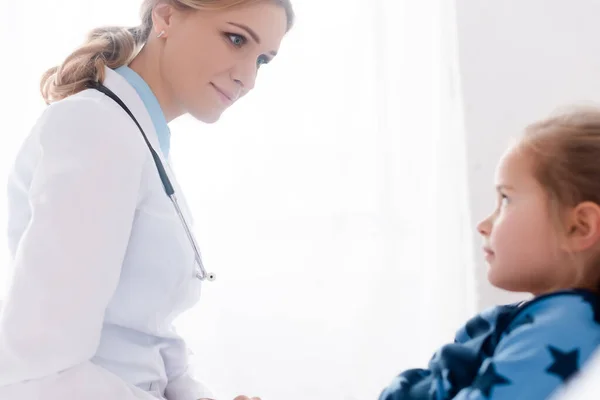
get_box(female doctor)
[0,1,293,399]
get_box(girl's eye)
[500,193,509,206]
[227,33,246,47]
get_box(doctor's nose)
[230,64,257,94]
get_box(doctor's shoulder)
[27,88,147,166]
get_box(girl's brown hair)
[519,107,600,289]
[520,107,600,212]
[40,0,294,104]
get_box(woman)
[0,1,294,399]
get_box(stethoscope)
[89,81,216,282]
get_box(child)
[379,107,600,400]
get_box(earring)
[157,30,165,38]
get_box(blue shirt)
[379,290,600,399]
[115,66,171,158]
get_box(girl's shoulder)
[505,289,600,339]
[454,290,600,346]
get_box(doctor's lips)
[211,83,237,105]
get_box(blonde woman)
[0,1,293,399]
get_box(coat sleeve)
[0,95,154,399]
[162,335,216,400]
[452,296,600,400]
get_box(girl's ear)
[563,202,600,252]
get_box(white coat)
[0,67,214,400]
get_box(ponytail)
[40,24,151,104]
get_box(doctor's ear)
[151,3,176,38]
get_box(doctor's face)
[157,1,288,123]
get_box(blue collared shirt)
[115,66,171,158]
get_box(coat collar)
[101,66,166,166]
[114,66,171,158]
[101,66,195,223]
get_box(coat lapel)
[101,67,195,224]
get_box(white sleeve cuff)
[165,373,216,400]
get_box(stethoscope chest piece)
[195,271,216,282]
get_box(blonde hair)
[40,0,294,104]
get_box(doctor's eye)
[225,33,247,48]
[257,55,271,68]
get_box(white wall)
[455,0,600,310]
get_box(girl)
[379,107,600,399]
[0,1,293,400]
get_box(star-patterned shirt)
[379,290,600,399]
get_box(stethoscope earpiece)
[207,273,216,281]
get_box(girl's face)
[477,146,572,295]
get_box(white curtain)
[0,1,476,399]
